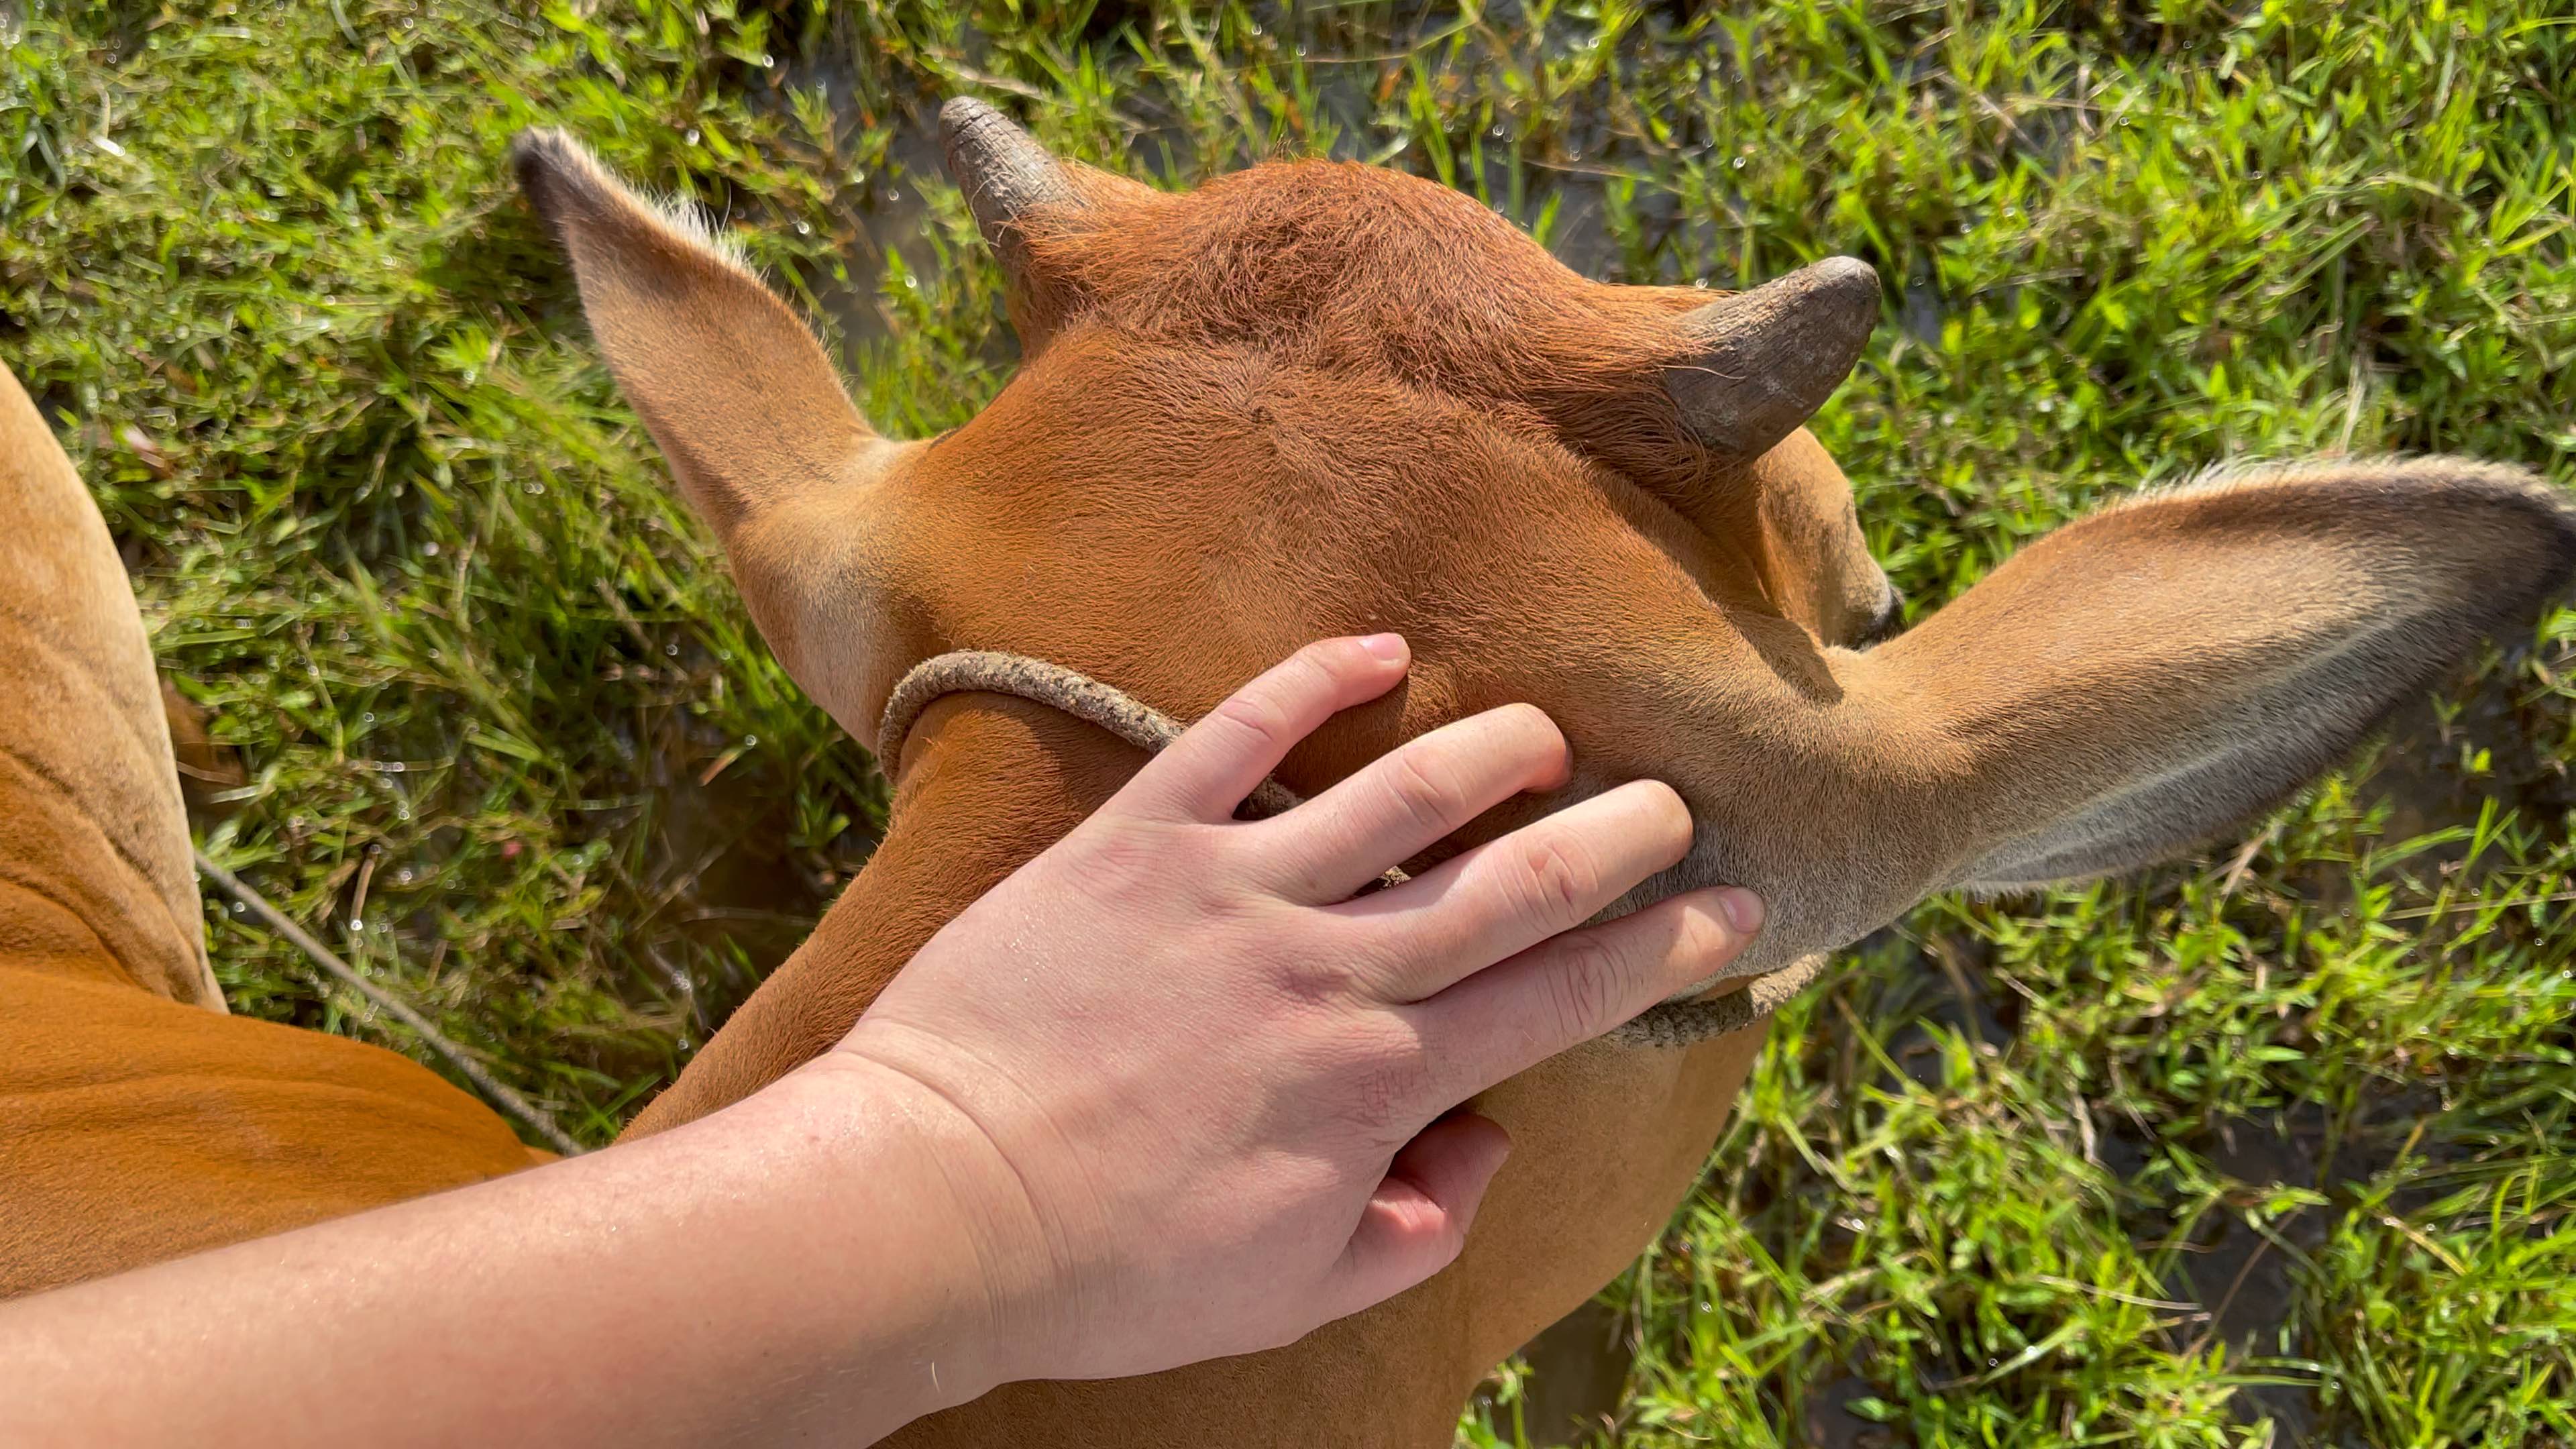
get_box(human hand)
[827,634,1764,1390]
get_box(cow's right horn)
[1662,256,1880,460]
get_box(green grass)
[8,1,2574,1444]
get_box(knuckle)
[1334,931,1413,1000]
[1342,1065,1405,1136]
[1271,949,1356,1009]
[1289,1012,1433,1144]
[1261,918,1414,1011]
[1543,934,1631,1042]
[1210,694,1293,753]
[1337,1043,1432,1144]
[1384,747,1466,835]
[1075,825,1171,898]
[1513,835,1601,930]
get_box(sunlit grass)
[8,1,2572,1443]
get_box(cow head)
[514,105,2575,989]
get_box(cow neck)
[622,692,1138,1136]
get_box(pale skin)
[0,635,1764,1447]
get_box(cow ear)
[1850,460,2576,891]
[511,129,908,540]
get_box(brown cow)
[4,98,2571,1446]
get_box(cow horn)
[1662,257,1880,459]
[939,97,1084,274]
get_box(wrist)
[748,1048,1060,1405]
[605,1050,1035,1436]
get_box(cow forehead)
[1024,158,1647,350]
[939,149,1882,653]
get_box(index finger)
[1111,635,1411,822]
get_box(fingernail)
[1357,632,1407,661]
[1716,887,1764,934]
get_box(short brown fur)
[0,362,537,1301]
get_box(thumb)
[1324,1112,1513,1320]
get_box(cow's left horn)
[939,97,1084,276]
[1662,256,1880,460]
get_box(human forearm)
[0,1057,1011,1448]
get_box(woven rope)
[878,649,1823,1047]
